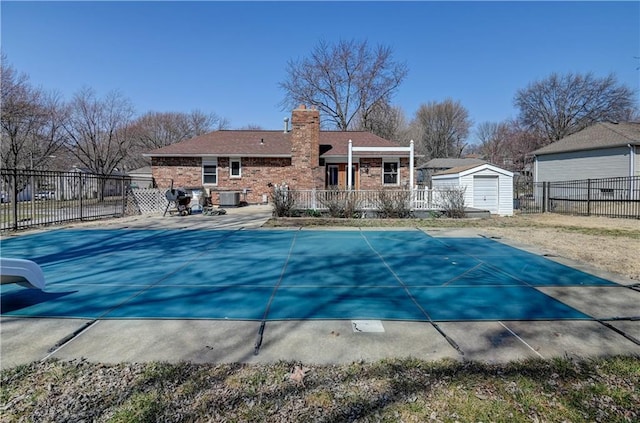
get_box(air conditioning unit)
[219,191,240,207]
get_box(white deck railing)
[286,187,444,210]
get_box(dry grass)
[2,357,638,422]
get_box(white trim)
[202,159,218,186]
[348,139,414,191]
[230,158,242,179]
[144,153,291,158]
[432,163,514,180]
[382,159,400,186]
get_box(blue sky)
[2,1,639,139]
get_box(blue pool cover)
[0,229,616,321]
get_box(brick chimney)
[290,105,321,189]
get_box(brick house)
[145,105,415,205]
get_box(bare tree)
[279,39,408,130]
[236,124,263,130]
[353,100,407,142]
[125,110,229,169]
[475,120,545,174]
[1,56,67,170]
[501,120,546,174]
[475,121,510,166]
[63,88,134,176]
[514,72,637,143]
[410,99,472,160]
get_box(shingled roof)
[145,130,410,157]
[418,157,486,170]
[531,122,640,155]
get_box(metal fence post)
[12,169,18,231]
[121,176,127,216]
[79,174,84,221]
[587,178,592,216]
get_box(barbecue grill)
[164,187,192,216]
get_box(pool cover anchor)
[46,319,98,355]
[431,322,464,356]
[597,319,640,346]
[254,321,266,355]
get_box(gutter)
[629,144,636,177]
[142,153,292,158]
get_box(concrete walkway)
[2,206,639,369]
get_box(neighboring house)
[145,105,415,205]
[59,167,128,200]
[531,122,640,182]
[128,166,154,189]
[417,158,486,187]
[431,163,514,216]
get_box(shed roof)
[418,158,486,169]
[531,122,640,156]
[432,163,514,178]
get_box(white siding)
[535,147,631,182]
[497,170,514,216]
[432,165,514,216]
[473,176,499,213]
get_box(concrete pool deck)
[1,206,639,369]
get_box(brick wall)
[290,105,323,190]
[211,157,293,204]
[150,106,414,205]
[359,158,411,189]
[152,157,201,189]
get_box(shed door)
[473,175,499,213]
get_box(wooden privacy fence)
[515,176,640,219]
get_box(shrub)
[317,186,362,218]
[375,189,412,218]
[270,184,297,217]
[436,186,467,218]
[304,209,322,217]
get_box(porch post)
[409,140,414,192]
[409,139,415,208]
[347,139,353,191]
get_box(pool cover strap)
[360,230,464,355]
[254,231,299,355]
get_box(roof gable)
[418,158,486,169]
[531,122,640,156]
[433,163,513,178]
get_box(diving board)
[0,258,46,290]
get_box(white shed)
[432,163,514,216]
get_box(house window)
[203,160,217,185]
[383,161,399,185]
[230,158,241,178]
[327,165,338,187]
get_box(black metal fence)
[1,169,131,232]
[515,176,640,219]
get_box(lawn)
[2,356,638,422]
